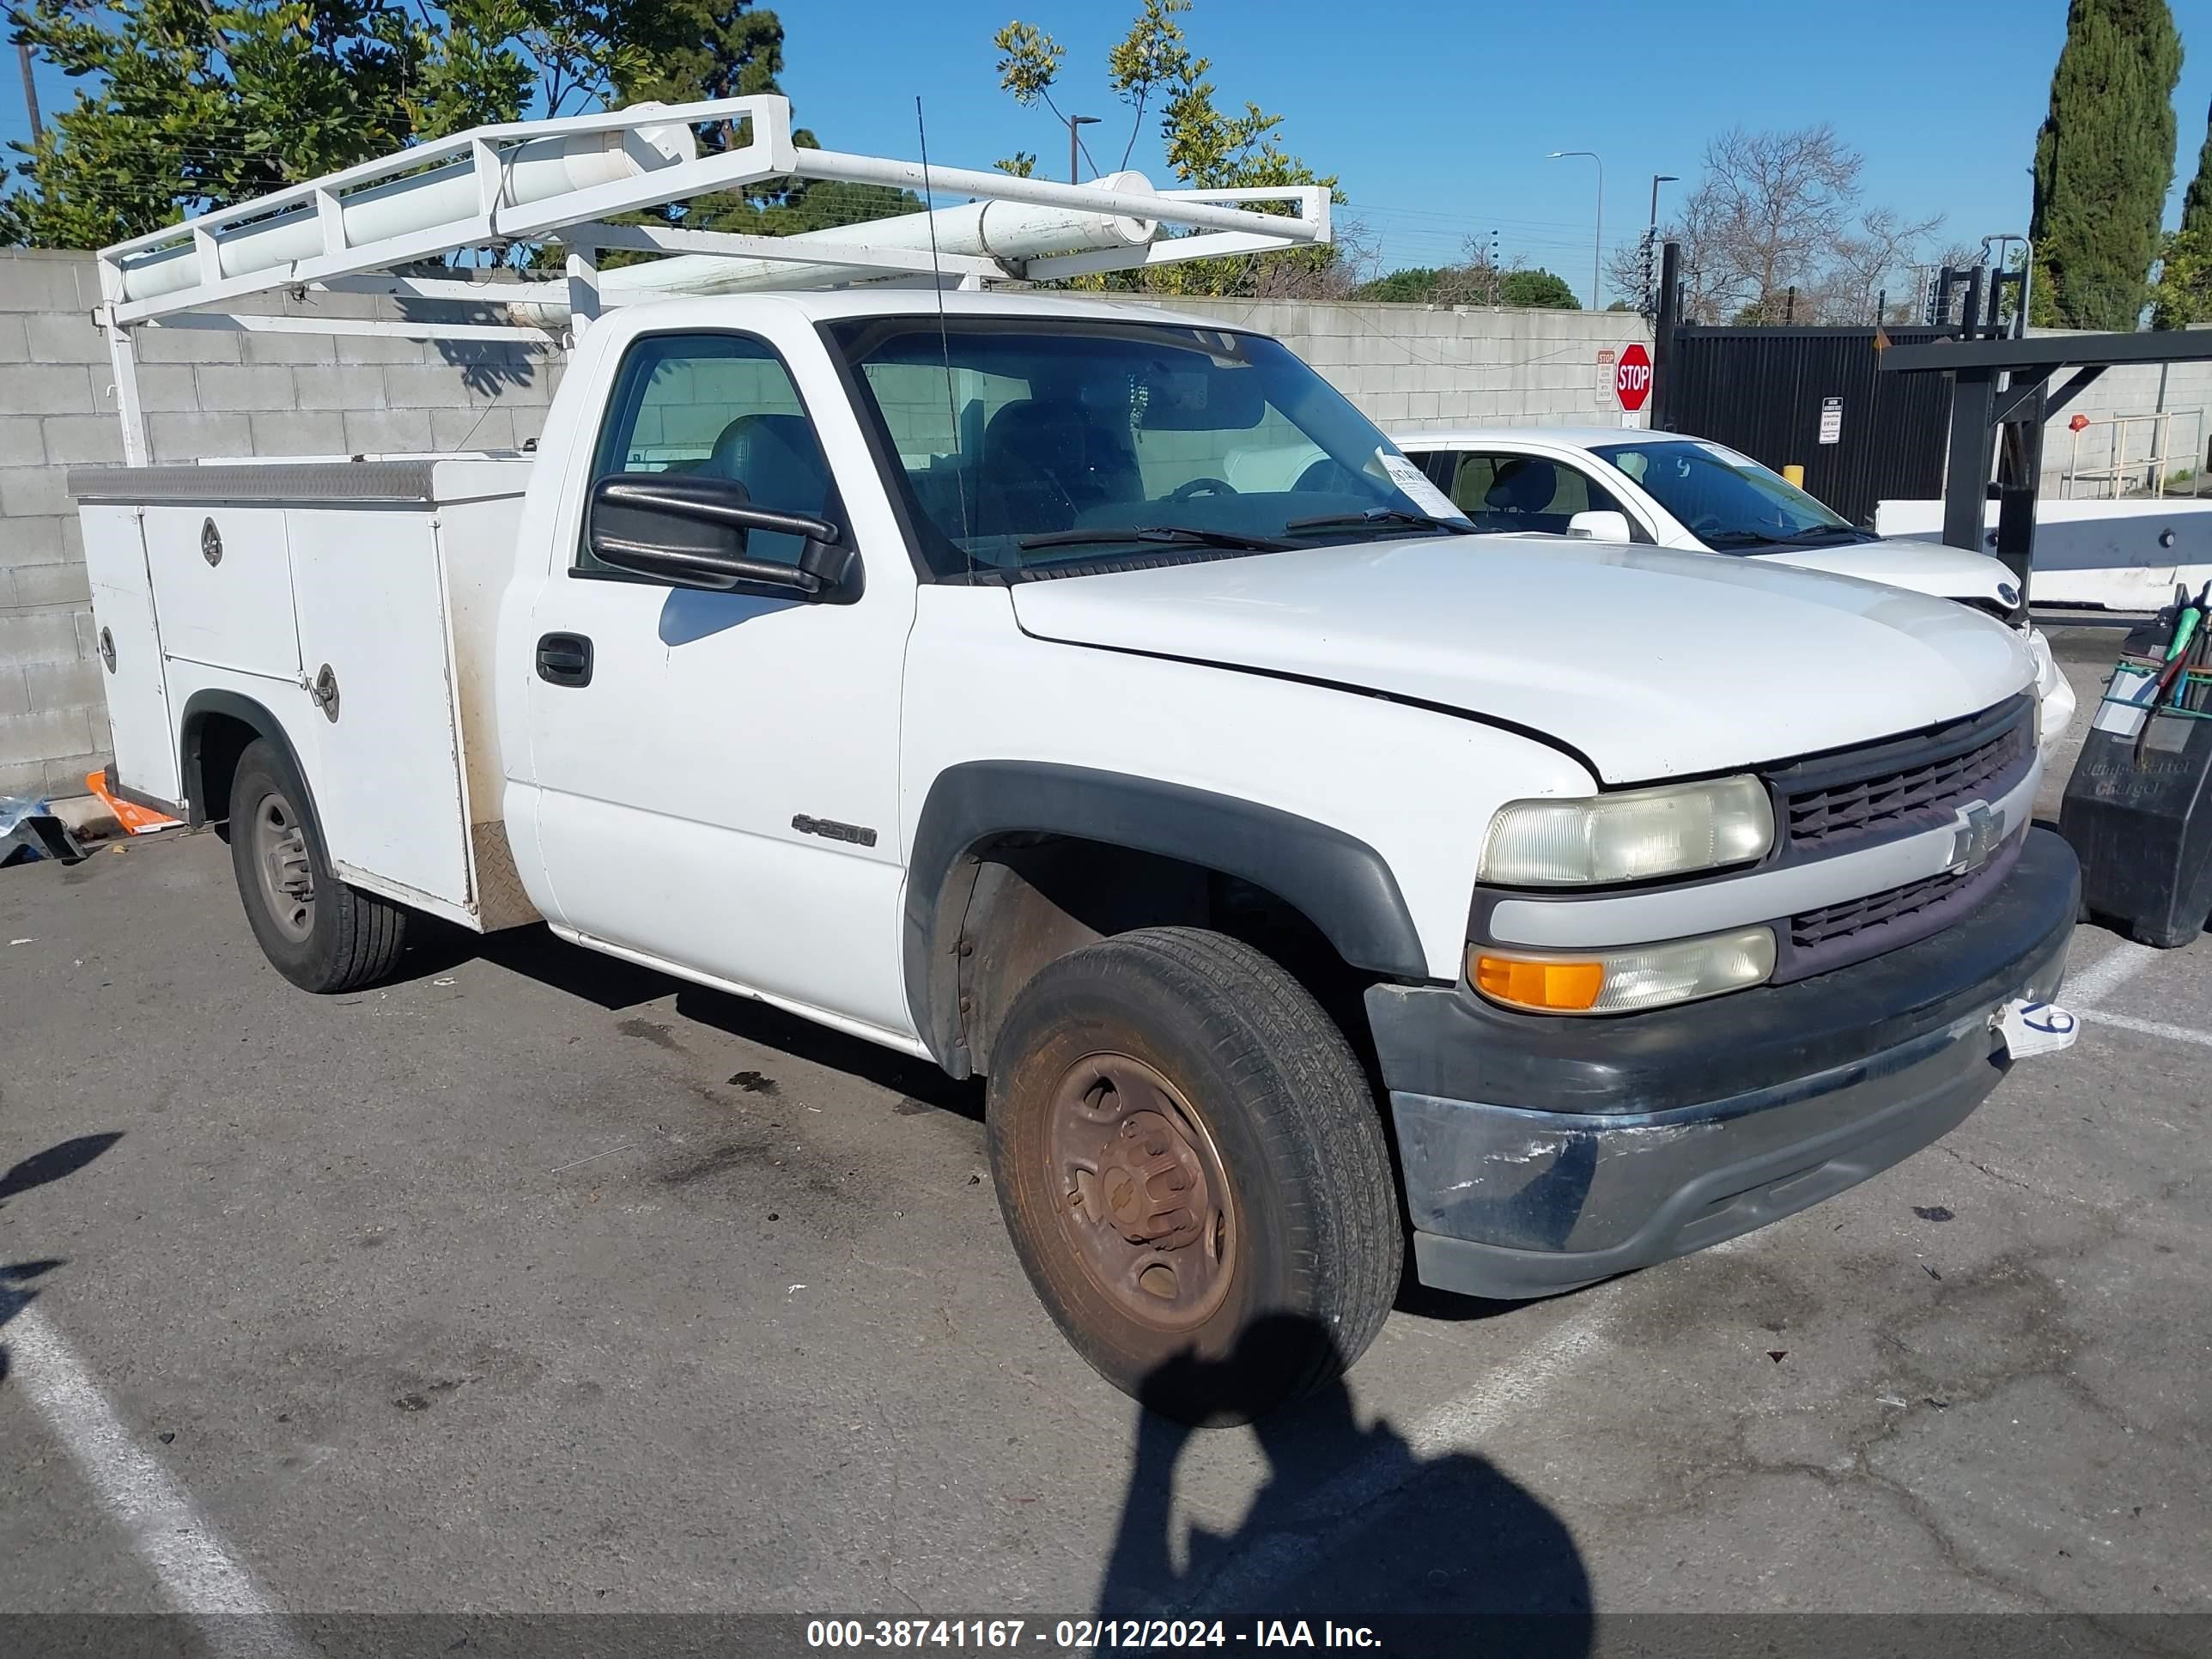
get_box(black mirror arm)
[595,476,841,547]
[589,533,830,594]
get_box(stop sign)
[1615,343,1653,412]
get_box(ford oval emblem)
[1996,582,2020,608]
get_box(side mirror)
[1566,509,1632,544]
[587,474,854,597]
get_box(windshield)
[824,316,1469,580]
[1590,439,1863,550]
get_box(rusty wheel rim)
[1044,1052,1236,1332]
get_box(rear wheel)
[228,738,409,993]
[986,927,1401,1425]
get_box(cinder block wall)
[1160,298,1654,433]
[0,248,560,799]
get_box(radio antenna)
[915,96,975,574]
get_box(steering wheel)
[1169,477,1238,501]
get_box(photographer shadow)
[1094,1314,1592,1658]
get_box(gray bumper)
[1382,828,2078,1302]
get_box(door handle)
[536,632,593,687]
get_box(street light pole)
[1644,173,1678,314]
[1549,150,1603,309]
[1066,113,1100,184]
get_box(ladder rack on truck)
[90,94,1329,465]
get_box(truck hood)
[1750,536,2014,606]
[1009,537,2035,784]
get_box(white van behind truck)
[73,100,2079,1421]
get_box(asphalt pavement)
[2,634,2207,1652]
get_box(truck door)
[520,326,915,1040]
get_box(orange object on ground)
[85,770,181,836]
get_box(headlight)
[1472,927,1777,1015]
[1479,775,1774,886]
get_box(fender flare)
[177,689,319,838]
[902,760,1429,1067]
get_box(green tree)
[1352,266,1447,303]
[2183,99,2212,232]
[989,1,1340,297]
[2028,0,2183,330]
[1499,268,1578,309]
[0,0,738,250]
[2154,99,2212,328]
[1353,261,1577,309]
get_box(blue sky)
[8,0,2209,299]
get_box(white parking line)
[2078,1009,2212,1050]
[7,1305,313,1657]
[1177,1291,1617,1611]
[2063,939,2212,1049]
[2065,939,2164,1006]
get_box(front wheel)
[986,927,1401,1425]
[228,738,410,993]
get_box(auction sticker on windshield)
[1376,452,1468,522]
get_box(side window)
[1446,453,1500,515]
[1453,452,1641,537]
[1547,466,1631,519]
[582,333,836,572]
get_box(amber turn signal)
[1473,953,1606,1012]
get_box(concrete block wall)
[0,247,560,799]
[1154,298,1655,432]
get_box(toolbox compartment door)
[142,504,302,683]
[286,506,473,916]
[79,503,181,803]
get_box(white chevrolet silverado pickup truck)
[65,101,2079,1419]
[77,289,2079,1418]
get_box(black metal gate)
[1652,325,1955,526]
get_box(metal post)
[1643,173,1676,316]
[1993,374,2046,612]
[94,259,149,466]
[1651,240,1680,432]
[16,39,39,142]
[1066,113,1099,184]
[1549,151,1603,309]
[1941,367,1997,555]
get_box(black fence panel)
[1654,326,1954,526]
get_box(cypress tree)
[2182,99,2212,237]
[2028,0,2183,330]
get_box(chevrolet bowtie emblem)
[1948,800,2004,873]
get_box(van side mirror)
[587,474,854,596]
[1567,509,1632,544]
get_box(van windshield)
[1591,439,1869,550]
[823,316,1470,580]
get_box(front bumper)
[1369,827,2080,1302]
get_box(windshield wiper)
[1285,507,1477,537]
[1773,525,1873,545]
[1017,524,1290,553]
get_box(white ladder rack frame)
[91,95,1331,465]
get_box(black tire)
[228,738,409,993]
[986,927,1401,1425]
